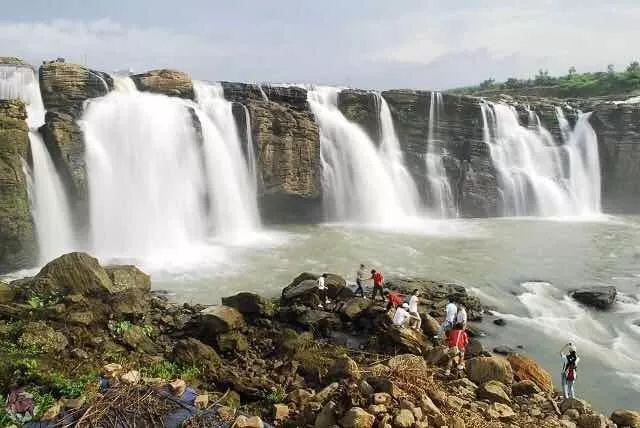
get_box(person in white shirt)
[408,289,422,330]
[355,264,366,297]
[456,302,468,330]
[317,273,330,308]
[560,343,580,399]
[436,297,458,339]
[392,303,411,327]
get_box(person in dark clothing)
[355,264,366,297]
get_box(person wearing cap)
[392,302,412,327]
[560,343,580,399]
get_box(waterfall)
[307,86,420,225]
[81,76,261,264]
[240,104,258,188]
[193,81,260,240]
[425,92,456,217]
[481,101,601,216]
[0,65,75,262]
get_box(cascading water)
[425,92,456,217]
[307,86,420,225]
[481,101,601,216]
[193,81,260,240]
[0,64,75,262]
[240,104,258,189]
[81,76,261,266]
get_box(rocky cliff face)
[221,82,321,222]
[337,89,381,144]
[0,100,37,271]
[130,69,194,100]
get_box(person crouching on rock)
[560,343,580,399]
[445,322,469,376]
[392,303,412,327]
[408,289,422,331]
[385,289,403,311]
[370,269,385,302]
[317,273,330,308]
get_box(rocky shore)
[0,253,638,428]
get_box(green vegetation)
[113,320,153,337]
[260,385,287,404]
[141,360,201,383]
[453,61,640,97]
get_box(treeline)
[452,61,640,98]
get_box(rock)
[387,354,427,371]
[101,363,123,378]
[339,297,373,319]
[611,409,640,428]
[486,402,516,420]
[61,396,86,409]
[221,292,275,317]
[383,325,432,355]
[173,338,221,375]
[358,380,374,396]
[421,312,441,337]
[41,402,62,421]
[512,380,542,396]
[571,286,617,309]
[281,278,320,304]
[71,348,89,360]
[466,338,484,357]
[565,409,581,421]
[169,379,187,397]
[287,307,341,329]
[314,400,337,427]
[367,377,402,397]
[273,403,289,420]
[233,415,264,428]
[425,346,452,366]
[394,409,415,428]
[0,100,37,272]
[466,356,514,385]
[493,345,516,355]
[121,325,157,354]
[450,415,466,428]
[337,89,381,143]
[200,305,246,334]
[367,404,386,415]
[120,370,141,385]
[217,331,249,353]
[340,407,375,428]
[0,282,15,304]
[419,395,443,418]
[507,353,554,393]
[287,388,314,405]
[130,69,194,99]
[18,322,68,353]
[476,380,511,405]
[494,318,506,326]
[314,382,339,404]
[328,355,359,380]
[105,265,150,293]
[373,392,392,404]
[560,398,591,415]
[577,414,608,428]
[194,394,209,410]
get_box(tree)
[568,66,577,78]
[479,78,495,89]
[607,64,615,74]
[626,61,640,74]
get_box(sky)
[1,0,639,90]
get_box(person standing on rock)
[436,297,458,339]
[392,302,411,327]
[355,264,366,297]
[370,269,385,302]
[456,302,468,330]
[560,343,580,399]
[445,323,469,376]
[408,289,422,331]
[317,273,330,308]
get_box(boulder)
[217,331,249,353]
[486,402,516,421]
[314,400,337,427]
[120,370,141,385]
[466,338,484,357]
[493,345,516,355]
[282,279,320,305]
[466,356,514,385]
[577,414,608,428]
[560,398,591,415]
[476,381,511,405]
[221,292,275,317]
[340,407,375,428]
[394,408,415,428]
[328,355,359,380]
[130,69,194,99]
[120,325,157,354]
[611,409,640,428]
[173,338,221,375]
[339,297,373,319]
[383,325,432,355]
[105,265,151,293]
[571,286,617,309]
[512,380,542,396]
[0,100,37,272]
[18,321,68,353]
[0,282,15,304]
[421,312,441,337]
[200,305,246,334]
[313,382,339,404]
[388,354,427,371]
[507,353,554,393]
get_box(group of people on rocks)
[317,265,581,398]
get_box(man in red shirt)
[385,290,403,311]
[445,323,469,376]
[370,269,384,302]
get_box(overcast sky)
[2,0,639,90]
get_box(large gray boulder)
[570,286,617,309]
[130,69,194,99]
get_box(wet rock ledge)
[0,252,636,427]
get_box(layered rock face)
[38,61,113,225]
[0,100,37,271]
[337,89,382,144]
[221,82,321,222]
[130,69,194,100]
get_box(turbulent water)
[150,215,640,413]
[307,86,421,225]
[81,77,261,269]
[0,65,75,262]
[426,91,456,217]
[481,102,601,217]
